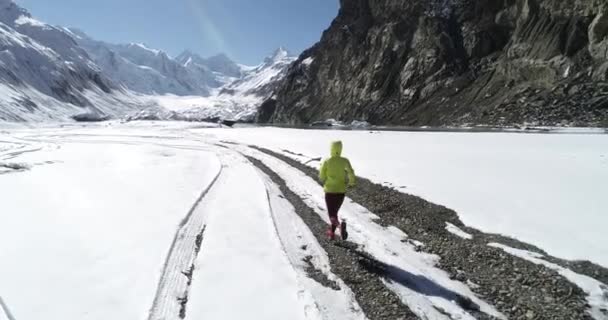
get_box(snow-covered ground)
[186,151,310,319]
[0,127,220,319]
[1,122,606,320]
[0,123,370,320]
[187,150,367,319]
[151,93,263,121]
[196,127,608,268]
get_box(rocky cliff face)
[259,0,608,127]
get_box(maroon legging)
[325,193,346,232]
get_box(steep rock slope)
[259,0,608,127]
[0,0,141,121]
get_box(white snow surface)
[0,296,15,320]
[197,127,608,267]
[0,126,221,319]
[188,150,325,319]
[151,93,263,122]
[302,57,314,66]
[2,122,606,320]
[0,122,366,320]
[445,223,473,240]
[490,243,608,320]
[1,123,370,320]
[14,15,46,28]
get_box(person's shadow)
[336,242,481,312]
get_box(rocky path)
[247,155,420,320]
[241,145,608,320]
[230,143,505,320]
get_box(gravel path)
[246,156,420,320]
[250,146,607,320]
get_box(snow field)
[0,137,221,319]
[197,127,608,267]
[1,122,606,320]
[187,150,309,319]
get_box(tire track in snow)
[147,163,223,320]
[0,297,17,320]
[185,149,317,320]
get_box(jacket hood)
[330,141,342,157]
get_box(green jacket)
[319,141,356,193]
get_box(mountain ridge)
[0,0,144,121]
[258,0,608,127]
[0,0,295,122]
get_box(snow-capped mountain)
[0,0,295,123]
[0,0,142,121]
[221,47,294,97]
[148,48,296,122]
[176,51,242,80]
[70,29,220,96]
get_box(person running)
[319,140,356,240]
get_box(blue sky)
[15,0,339,65]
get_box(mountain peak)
[0,0,18,10]
[205,53,235,65]
[203,53,241,77]
[264,47,292,65]
[177,49,196,58]
[127,43,162,56]
[273,47,290,59]
[176,50,212,68]
[63,27,89,40]
[0,0,31,25]
[176,50,200,66]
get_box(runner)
[319,140,356,240]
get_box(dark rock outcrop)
[258,0,608,127]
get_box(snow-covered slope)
[150,48,296,122]
[176,51,242,82]
[70,29,219,96]
[0,0,142,121]
[221,47,294,97]
[0,0,293,123]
